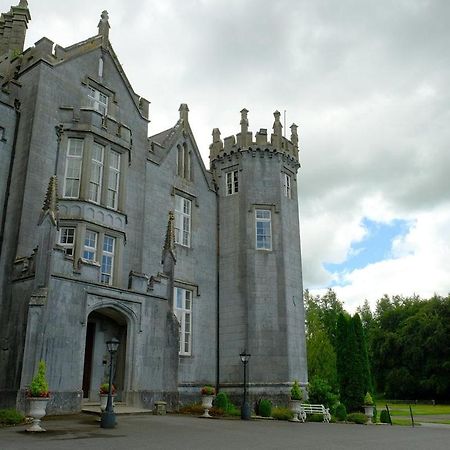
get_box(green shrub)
[364,392,373,405]
[258,399,272,417]
[272,407,294,421]
[0,409,25,425]
[380,409,391,424]
[291,380,303,400]
[307,376,338,410]
[226,404,241,416]
[214,392,229,410]
[29,360,49,397]
[347,412,368,424]
[372,404,378,423]
[213,391,240,416]
[335,403,347,421]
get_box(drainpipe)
[214,178,220,394]
[0,99,21,260]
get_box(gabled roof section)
[148,104,215,191]
[0,10,150,121]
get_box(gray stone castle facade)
[0,2,307,414]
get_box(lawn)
[376,402,450,426]
[376,402,450,416]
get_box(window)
[63,139,84,198]
[177,143,191,180]
[175,195,191,247]
[226,170,239,195]
[107,150,120,209]
[88,143,104,203]
[88,86,108,115]
[83,230,98,261]
[174,287,192,355]
[255,209,272,250]
[58,227,75,256]
[101,235,115,285]
[283,173,291,199]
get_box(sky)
[7,0,450,313]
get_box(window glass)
[283,173,292,199]
[88,86,108,115]
[175,195,191,247]
[59,227,75,256]
[83,230,97,261]
[64,139,84,198]
[174,287,193,355]
[226,170,239,195]
[89,143,104,203]
[255,209,272,250]
[100,235,115,285]
[107,150,120,209]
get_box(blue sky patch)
[324,218,412,279]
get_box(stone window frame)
[58,226,76,257]
[255,207,273,251]
[225,169,239,196]
[174,194,192,248]
[81,76,117,119]
[61,133,125,212]
[58,219,123,286]
[176,142,192,181]
[282,172,292,199]
[174,286,193,356]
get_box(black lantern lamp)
[100,338,120,429]
[239,350,251,420]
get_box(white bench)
[299,403,331,423]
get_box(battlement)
[209,109,299,162]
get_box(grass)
[376,402,450,426]
[376,402,450,416]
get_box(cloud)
[19,0,450,312]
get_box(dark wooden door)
[82,322,95,398]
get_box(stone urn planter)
[289,399,302,422]
[99,393,116,412]
[201,395,214,417]
[364,405,374,423]
[99,383,116,412]
[27,397,49,432]
[289,380,304,422]
[363,392,375,424]
[26,360,50,432]
[200,385,215,418]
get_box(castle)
[0,1,307,414]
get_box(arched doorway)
[82,307,127,401]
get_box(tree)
[336,313,370,411]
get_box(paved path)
[1,414,449,450]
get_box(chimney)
[0,1,31,57]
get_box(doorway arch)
[82,307,128,401]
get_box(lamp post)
[100,337,119,429]
[239,350,251,420]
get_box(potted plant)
[26,360,50,432]
[99,382,116,412]
[363,392,374,423]
[200,385,215,418]
[289,380,304,422]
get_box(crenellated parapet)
[209,109,300,165]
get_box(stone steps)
[82,402,153,416]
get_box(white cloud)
[14,0,450,313]
[311,206,450,313]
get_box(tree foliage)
[305,290,449,403]
[371,294,450,399]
